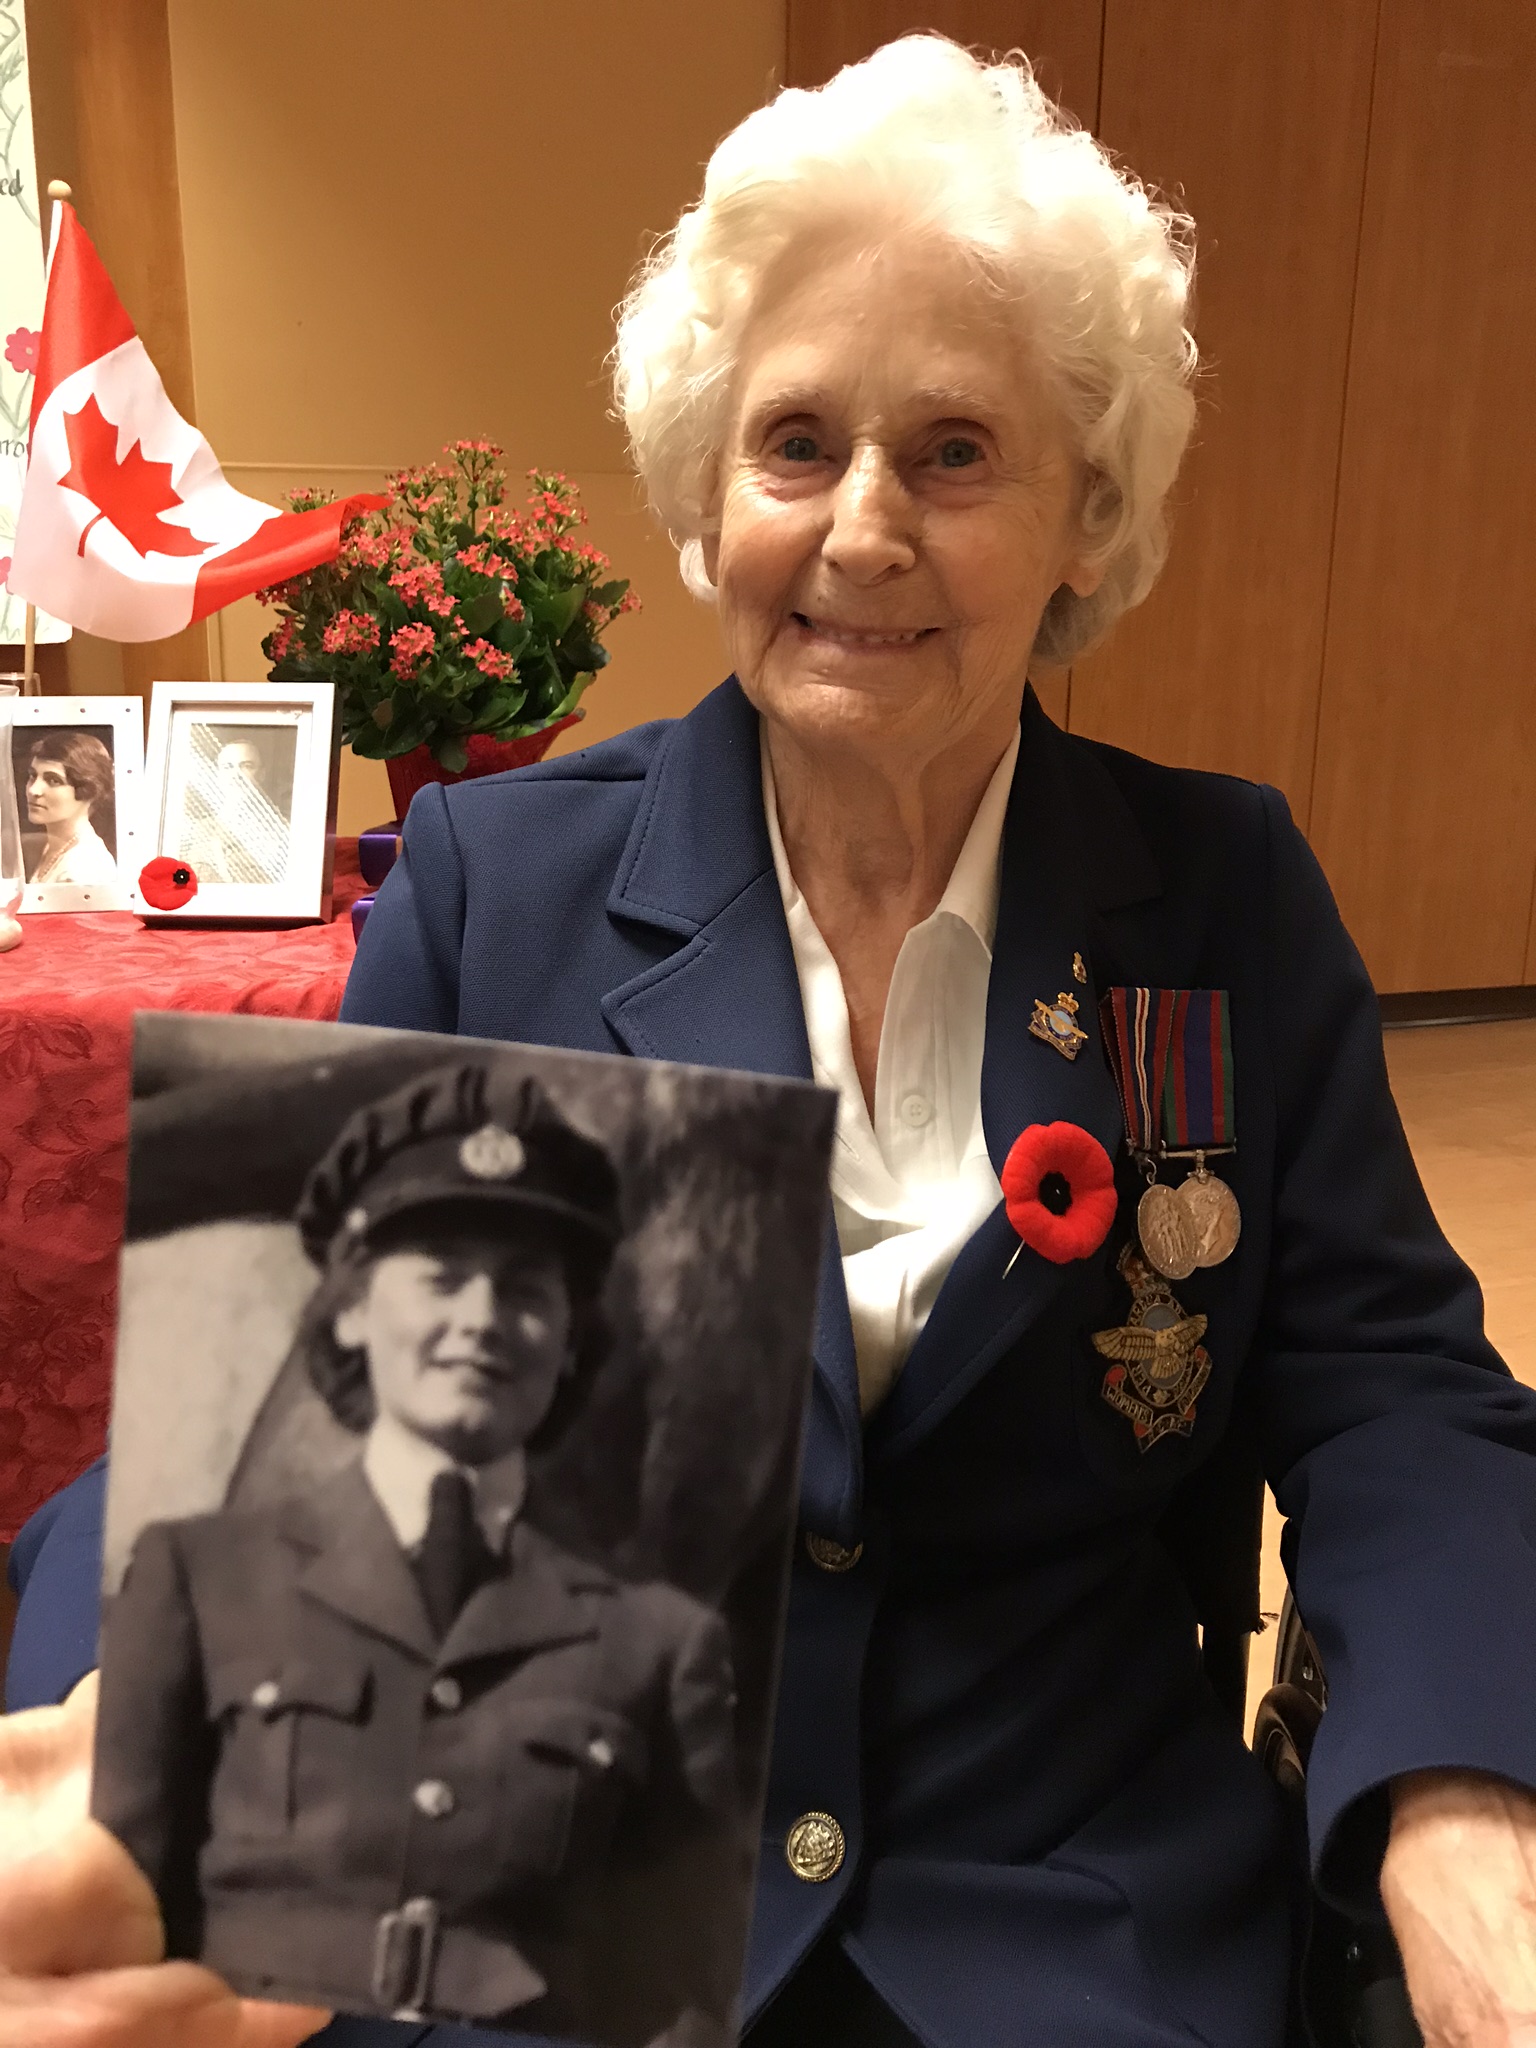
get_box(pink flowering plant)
[260,439,636,772]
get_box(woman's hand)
[1382,1768,1536,2046]
[0,1675,328,2047]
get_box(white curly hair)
[612,35,1198,665]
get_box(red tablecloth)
[0,843,366,1540]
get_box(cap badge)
[458,1122,527,1181]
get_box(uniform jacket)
[13,679,1536,2048]
[92,1459,741,2045]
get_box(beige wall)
[167,0,786,831]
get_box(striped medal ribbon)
[1099,988,1241,1279]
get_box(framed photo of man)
[142,680,338,922]
[10,696,145,912]
[94,1012,836,2045]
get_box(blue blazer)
[12,681,1536,2048]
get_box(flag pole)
[15,181,72,697]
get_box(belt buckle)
[372,1895,440,2018]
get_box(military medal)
[1029,989,1089,1061]
[1181,1151,1241,1267]
[1092,1245,1212,1451]
[1135,1179,1197,1281]
[1099,985,1241,1276]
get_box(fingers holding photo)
[0,1958,327,2048]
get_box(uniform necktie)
[414,1470,492,1636]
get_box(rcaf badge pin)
[1029,989,1089,1061]
[1091,1245,1211,1452]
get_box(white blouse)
[763,733,1016,1414]
[31,818,119,886]
[362,1408,528,1555]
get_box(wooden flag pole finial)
[46,179,70,201]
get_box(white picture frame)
[12,697,146,913]
[142,682,339,924]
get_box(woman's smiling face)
[707,233,1104,766]
[333,1226,574,1466]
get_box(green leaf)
[546,585,584,637]
[434,735,469,773]
[552,672,595,719]
[458,586,504,636]
[371,699,394,728]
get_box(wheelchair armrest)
[1254,1679,1323,1802]
[1253,1600,1423,2048]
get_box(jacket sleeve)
[1250,787,1536,1903]
[341,783,466,1033]
[92,1519,214,1955]
[4,1457,105,1710]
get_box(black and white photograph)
[16,722,118,884]
[141,681,338,922]
[8,696,146,910]
[161,713,299,885]
[92,1011,834,2047]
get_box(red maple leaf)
[58,394,212,559]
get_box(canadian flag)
[8,202,383,640]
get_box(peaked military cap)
[296,1062,622,1268]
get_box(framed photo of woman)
[11,697,147,913]
[142,681,338,923]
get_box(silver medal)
[1136,1181,1198,1281]
[1179,1164,1241,1268]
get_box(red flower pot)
[383,711,584,817]
[1000,1121,1119,1265]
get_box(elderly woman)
[23,731,118,884]
[2,36,1535,2048]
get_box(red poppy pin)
[139,857,199,911]
[1001,1121,1118,1267]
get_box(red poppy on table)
[138,857,199,911]
[1001,1121,1118,1265]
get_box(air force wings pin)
[1092,1245,1211,1452]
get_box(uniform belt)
[200,1891,548,2021]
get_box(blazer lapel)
[439,1522,604,1668]
[870,693,1162,1458]
[600,681,863,1538]
[291,1461,439,1662]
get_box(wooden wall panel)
[25,0,208,695]
[1067,0,1378,816]
[1308,0,1536,993]
[788,2,1102,130]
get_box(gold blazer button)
[785,1811,846,1883]
[805,1533,863,1572]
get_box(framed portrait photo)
[142,681,339,923]
[12,697,147,913]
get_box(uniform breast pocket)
[497,1700,647,1885]
[206,1656,370,1839]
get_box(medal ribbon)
[1100,987,1236,1154]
